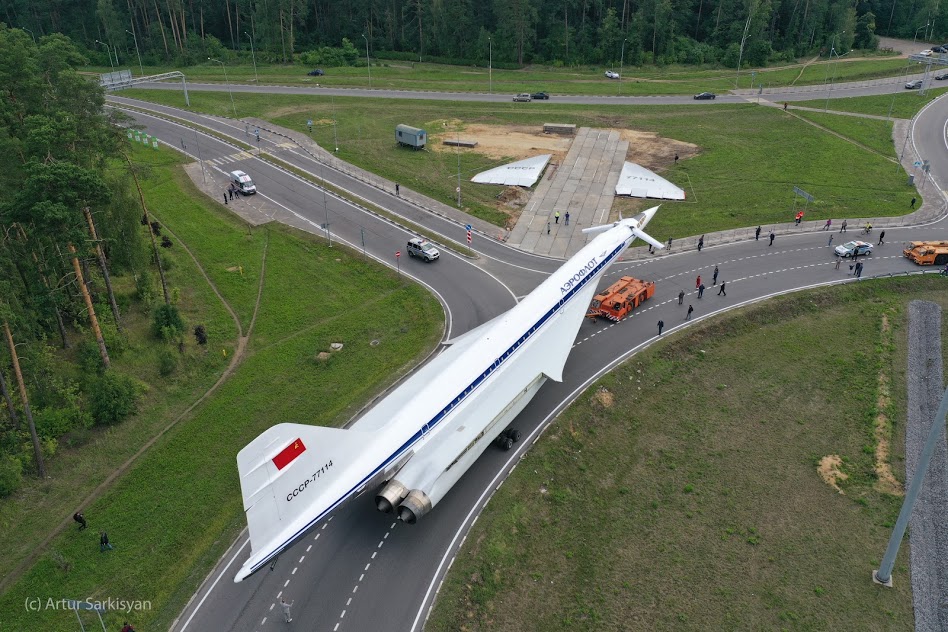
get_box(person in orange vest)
[795,211,804,225]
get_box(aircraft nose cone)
[635,205,660,228]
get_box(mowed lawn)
[0,149,444,630]
[123,89,915,239]
[426,277,947,631]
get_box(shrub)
[157,348,177,376]
[87,370,138,426]
[33,405,93,439]
[151,304,184,341]
[0,455,23,497]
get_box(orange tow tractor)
[586,276,655,322]
[903,241,948,266]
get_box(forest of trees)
[0,25,186,496]
[1,0,941,70]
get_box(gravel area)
[906,300,948,631]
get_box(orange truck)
[587,276,655,322]
[903,241,948,265]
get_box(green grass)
[427,276,948,631]
[0,146,444,630]
[123,89,917,239]
[795,85,948,119]
[790,110,897,159]
[90,55,909,96]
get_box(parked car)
[694,91,716,100]
[513,93,532,102]
[932,45,948,53]
[919,49,933,56]
[307,68,325,76]
[835,240,873,258]
[230,170,257,195]
[604,70,620,79]
[905,79,924,89]
[531,92,550,100]
[936,73,948,81]
[407,238,440,262]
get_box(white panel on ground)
[471,154,552,187]
[614,162,685,200]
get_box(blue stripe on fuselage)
[247,238,629,576]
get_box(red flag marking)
[273,439,306,470]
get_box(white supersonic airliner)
[234,206,663,582]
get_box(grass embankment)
[90,56,906,95]
[0,148,444,630]
[428,277,948,631]
[123,89,915,239]
[790,110,897,158]
[795,86,948,119]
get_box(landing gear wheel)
[502,437,514,451]
[506,428,522,442]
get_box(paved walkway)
[507,127,628,258]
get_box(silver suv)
[407,238,440,262]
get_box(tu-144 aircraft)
[234,206,663,582]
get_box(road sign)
[307,119,313,127]
[792,186,814,203]
[395,250,400,258]
[456,187,461,193]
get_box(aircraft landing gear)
[495,427,522,451]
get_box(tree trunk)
[125,155,171,305]
[84,208,122,330]
[224,0,235,48]
[0,364,19,430]
[154,0,170,57]
[3,321,46,478]
[68,244,111,369]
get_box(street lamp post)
[23,27,36,43]
[618,38,628,95]
[488,36,492,95]
[244,31,259,83]
[913,22,930,49]
[96,40,115,72]
[208,58,238,117]
[823,31,845,112]
[734,13,753,88]
[125,29,144,77]
[362,34,372,88]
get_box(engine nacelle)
[375,479,409,513]
[397,489,432,524]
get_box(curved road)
[107,82,948,632]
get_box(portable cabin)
[396,124,427,150]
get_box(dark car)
[936,72,948,81]
[307,69,325,76]
[694,92,716,100]
[531,92,550,100]
[933,46,948,53]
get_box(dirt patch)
[873,314,904,496]
[818,455,849,493]
[316,351,331,361]
[594,387,615,408]
[428,121,572,163]
[618,129,700,171]
[496,187,531,208]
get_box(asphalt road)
[106,85,948,632]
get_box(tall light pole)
[618,38,628,95]
[488,36,492,95]
[244,31,259,83]
[362,34,372,88]
[734,13,753,88]
[823,31,845,112]
[23,27,36,43]
[96,39,115,72]
[209,58,237,117]
[913,22,930,49]
[125,29,143,77]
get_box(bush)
[151,304,184,341]
[157,348,177,376]
[87,370,138,426]
[0,455,23,497]
[33,405,93,439]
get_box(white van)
[230,170,257,195]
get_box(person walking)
[657,319,664,335]
[554,211,560,224]
[718,281,726,296]
[228,186,234,201]
[855,261,864,279]
[686,304,694,320]
[828,234,834,247]
[281,597,294,623]
[769,231,775,246]
[547,221,551,235]
[100,532,113,552]
[698,283,705,298]
[667,237,673,250]
[835,255,842,270]
[564,211,570,226]
[695,275,701,289]
[395,182,400,197]
[712,265,719,285]
[911,196,916,209]
[223,191,228,205]
[674,153,679,164]
[840,219,847,233]
[878,230,885,245]
[678,289,685,305]
[823,218,832,230]
[73,512,87,531]
[755,225,761,241]
[697,235,704,252]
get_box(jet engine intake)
[397,489,432,524]
[375,480,409,513]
